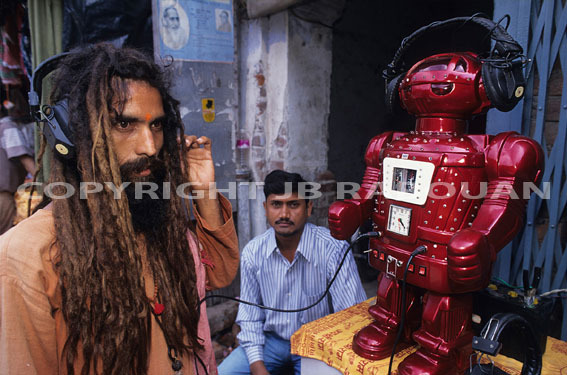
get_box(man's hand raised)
[178,135,223,228]
[179,135,215,192]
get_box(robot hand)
[447,229,494,291]
[328,200,362,240]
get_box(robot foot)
[397,348,467,375]
[352,321,411,360]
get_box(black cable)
[152,293,210,375]
[194,352,209,375]
[190,231,379,373]
[387,245,427,375]
[199,231,381,312]
[192,231,380,373]
[151,308,185,374]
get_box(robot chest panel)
[375,163,486,242]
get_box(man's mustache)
[120,156,165,181]
[275,219,294,225]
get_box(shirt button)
[287,292,291,296]
[287,319,290,323]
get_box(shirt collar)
[265,223,315,263]
[266,228,278,257]
[296,223,314,263]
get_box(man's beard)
[120,156,168,233]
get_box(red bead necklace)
[151,267,165,315]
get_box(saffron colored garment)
[0,194,239,375]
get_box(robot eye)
[431,83,454,96]
[454,58,467,72]
[421,63,448,72]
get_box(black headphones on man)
[467,312,542,375]
[384,14,526,114]
[28,52,75,161]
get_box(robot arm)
[448,132,544,290]
[328,132,394,240]
[472,132,544,249]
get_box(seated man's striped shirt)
[236,222,366,364]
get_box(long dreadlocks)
[43,43,201,374]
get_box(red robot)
[328,51,544,374]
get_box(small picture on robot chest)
[392,167,417,194]
[387,204,412,236]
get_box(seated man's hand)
[328,201,361,240]
[250,360,270,375]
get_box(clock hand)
[398,218,405,229]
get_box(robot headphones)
[384,14,526,114]
[467,313,542,375]
[28,52,75,161]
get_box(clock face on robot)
[387,204,412,236]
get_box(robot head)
[399,52,491,119]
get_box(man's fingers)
[195,136,212,150]
[181,135,211,150]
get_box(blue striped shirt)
[236,223,366,364]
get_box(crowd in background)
[1,1,35,235]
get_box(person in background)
[217,10,232,33]
[0,85,35,234]
[161,6,188,50]
[219,170,366,375]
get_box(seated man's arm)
[236,246,268,373]
[326,238,367,312]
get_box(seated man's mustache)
[276,219,294,225]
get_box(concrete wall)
[238,11,333,235]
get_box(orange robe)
[0,194,239,375]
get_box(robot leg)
[398,292,474,375]
[352,272,422,360]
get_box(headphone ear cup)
[385,74,405,114]
[52,99,71,137]
[482,61,526,112]
[43,98,76,160]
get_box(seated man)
[219,170,366,375]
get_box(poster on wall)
[153,0,234,63]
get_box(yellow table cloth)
[291,298,567,375]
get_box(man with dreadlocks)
[0,43,239,375]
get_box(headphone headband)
[473,313,542,375]
[29,52,76,161]
[28,52,70,121]
[383,15,523,81]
